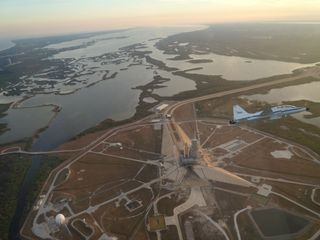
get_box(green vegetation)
[24,155,64,219]
[157,23,320,63]
[187,59,213,64]
[0,29,127,90]
[0,103,10,134]
[0,104,10,116]
[145,56,178,72]
[167,70,318,101]
[79,104,153,136]
[0,153,63,239]
[0,154,32,240]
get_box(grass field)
[0,154,32,240]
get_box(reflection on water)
[186,54,315,80]
[150,47,314,81]
[0,106,54,144]
[1,26,319,145]
[293,112,320,127]
[154,69,196,96]
[20,65,154,148]
[244,81,320,103]
[0,27,201,146]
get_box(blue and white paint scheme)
[230,104,309,124]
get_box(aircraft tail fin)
[233,105,249,121]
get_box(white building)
[257,184,272,197]
[156,104,169,112]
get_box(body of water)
[0,38,14,52]
[0,106,54,144]
[7,27,202,239]
[250,208,309,237]
[244,81,320,103]
[149,47,315,81]
[2,26,318,146]
[0,27,202,145]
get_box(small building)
[180,139,199,166]
[151,119,161,123]
[109,142,122,148]
[165,114,172,119]
[257,184,272,197]
[156,104,169,112]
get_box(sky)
[1,0,320,38]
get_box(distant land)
[156,23,320,64]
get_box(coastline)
[0,39,15,52]
[1,24,320,239]
[19,63,320,239]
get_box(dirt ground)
[21,84,320,240]
[108,125,162,153]
[232,138,320,180]
[197,122,217,145]
[157,190,189,216]
[160,225,179,240]
[68,213,103,240]
[178,122,197,140]
[58,130,106,150]
[103,146,162,161]
[174,103,196,122]
[265,181,320,213]
[203,125,257,149]
[54,153,144,213]
[181,211,229,240]
[92,188,154,239]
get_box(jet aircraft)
[230,104,309,124]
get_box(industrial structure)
[180,139,199,166]
[55,214,66,226]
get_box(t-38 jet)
[230,104,309,124]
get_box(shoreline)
[0,63,319,148]
[19,63,320,239]
[0,96,62,148]
[0,39,15,53]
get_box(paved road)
[271,191,320,217]
[233,172,320,187]
[233,206,252,240]
[165,187,206,240]
[195,210,231,240]
[311,188,320,206]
